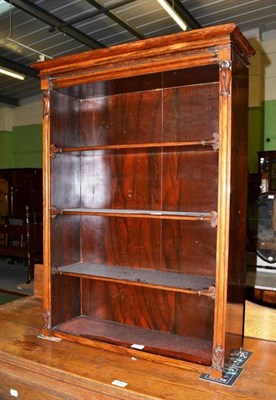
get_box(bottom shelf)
[54,316,213,365]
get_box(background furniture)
[0,169,43,282]
[258,150,276,193]
[33,23,254,378]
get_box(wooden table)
[0,297,275,400]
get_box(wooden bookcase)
[33,24,254,378]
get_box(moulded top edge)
[32,23,255,77]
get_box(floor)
[0,258,34,297]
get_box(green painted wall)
[0,124,42,169]
[264,99,276,151]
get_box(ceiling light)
[0,66,25,80]
[157,0,188,31]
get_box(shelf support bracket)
[198,286,215,299]
[212,132,220,151]
[50,144,63,158]
[50,206,63,219]
[51,265,61,274]
[210,211,218,228]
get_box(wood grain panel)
[82,280,214,342]
[51,153,81,208]
[162,150,218,212]
[80,216,216,274]
[55,315,212,365]
[80,216,161,269]
[60,72,163,99]
[80,149,161,210]
[81,90,162,146]
[58,66,218,100]
[50,91,80,147]
[161,220,216,275]
[163,83,219,142]
[163,65,219,88]
[51,274,80,327]
[79,149,217,212]
[51,215,81,267]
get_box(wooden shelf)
[54,315,213,365]
[50,137,219,154]
[58,262,216,295]
[60,208,217,222]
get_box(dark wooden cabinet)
[0,168,42,217]
[0,169,43,281]
[33,24,254,378]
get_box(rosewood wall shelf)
[33,23,255,379]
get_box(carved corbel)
[43,311,51,330]
[219,60,232,96]
[212,346,224,374]
[42,89,51,117]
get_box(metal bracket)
[198,286,215,299]
[50,206,63,219]
[210,211,218,228]
[51,265,61,274]
[50,143,63,158]
[211,132,220,151]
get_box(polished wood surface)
[0,297,275,400]
[32,23,254,88]
[34,24,255,378]
[245,300,276,341]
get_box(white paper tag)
[10,389,18,397]
[268,195,274,199]
[111,380,128,388]
[131,343,145,350]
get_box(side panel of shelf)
[49,91,82,328]
[51,274,81,327]
[51,153,81,209]
[81,280,214,342]
[50,91,81,148]
[51,215,81,267]
[225,52,249,355]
